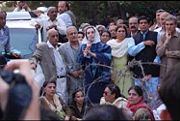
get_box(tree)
[2,1,179,28]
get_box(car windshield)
[9,28,38,59]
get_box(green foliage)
[1,1,179,27]
[69,1,179,27]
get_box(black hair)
[83,104,128,120]
[72,88,84,104]
[100,30,111,38]
[85,26,95,40]
[116,25,128,37]
[42,77,56,88]
[128,85,143,97]
[78,31,85,38]
[106,83,125,99]
[65,1,70,10]
[138,16,150,24]
[40,76,56,96]
[156,9,165,13]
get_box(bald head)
[47,28,59,47]
[47,28,57,36]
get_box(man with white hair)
[58,26,83,104]
[149,9,165,31]
[156,15,180,84]
[30,28,68,104]
[33,6,66,42]
[154,11,180,41]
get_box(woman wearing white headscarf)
[77,26,112,104]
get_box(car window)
[9,28,38,59]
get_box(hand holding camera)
[0,60,40,120]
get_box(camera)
[0,69,32,120]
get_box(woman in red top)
[127,85,155,120]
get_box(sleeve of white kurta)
[57,18,67,35]
[57,13,72,27]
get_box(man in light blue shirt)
[0,11,10,53]
[57,1,76,27]
[128,16,160,107]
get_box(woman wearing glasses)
[100,83,127,109]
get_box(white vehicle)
[6,12,45,87]
[6,12,42,59]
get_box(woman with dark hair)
[69,88,86,120]
[83,104,129,120]
[77,26,112,104]
[106,26,133,96]
[127,85,155,120]
[100,30,111,43]
[77,31,85,42]
[100,83,127,109]
[39,77,68,120]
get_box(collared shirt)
[154,27,165,42]
[0,29,4,35]
[47,41,66,76]
[0,26,10,53]
[57,12,72,27]
[33,17,66,41]
[128,37,145,57]
[128,30,149,57]
[140,30,148,40]
[156,31,180,79]
[128,31,159,63]
[130,31,138,38]
[157,31,180,58]
[155,27,180,42]
[154,24,160,30]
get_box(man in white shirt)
[30,28,68,104]
[33,6,67,42]
[57,1,76,27]
[154,11,180,41]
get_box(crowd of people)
[0,1,180,120]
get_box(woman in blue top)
[77,26,112,104]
